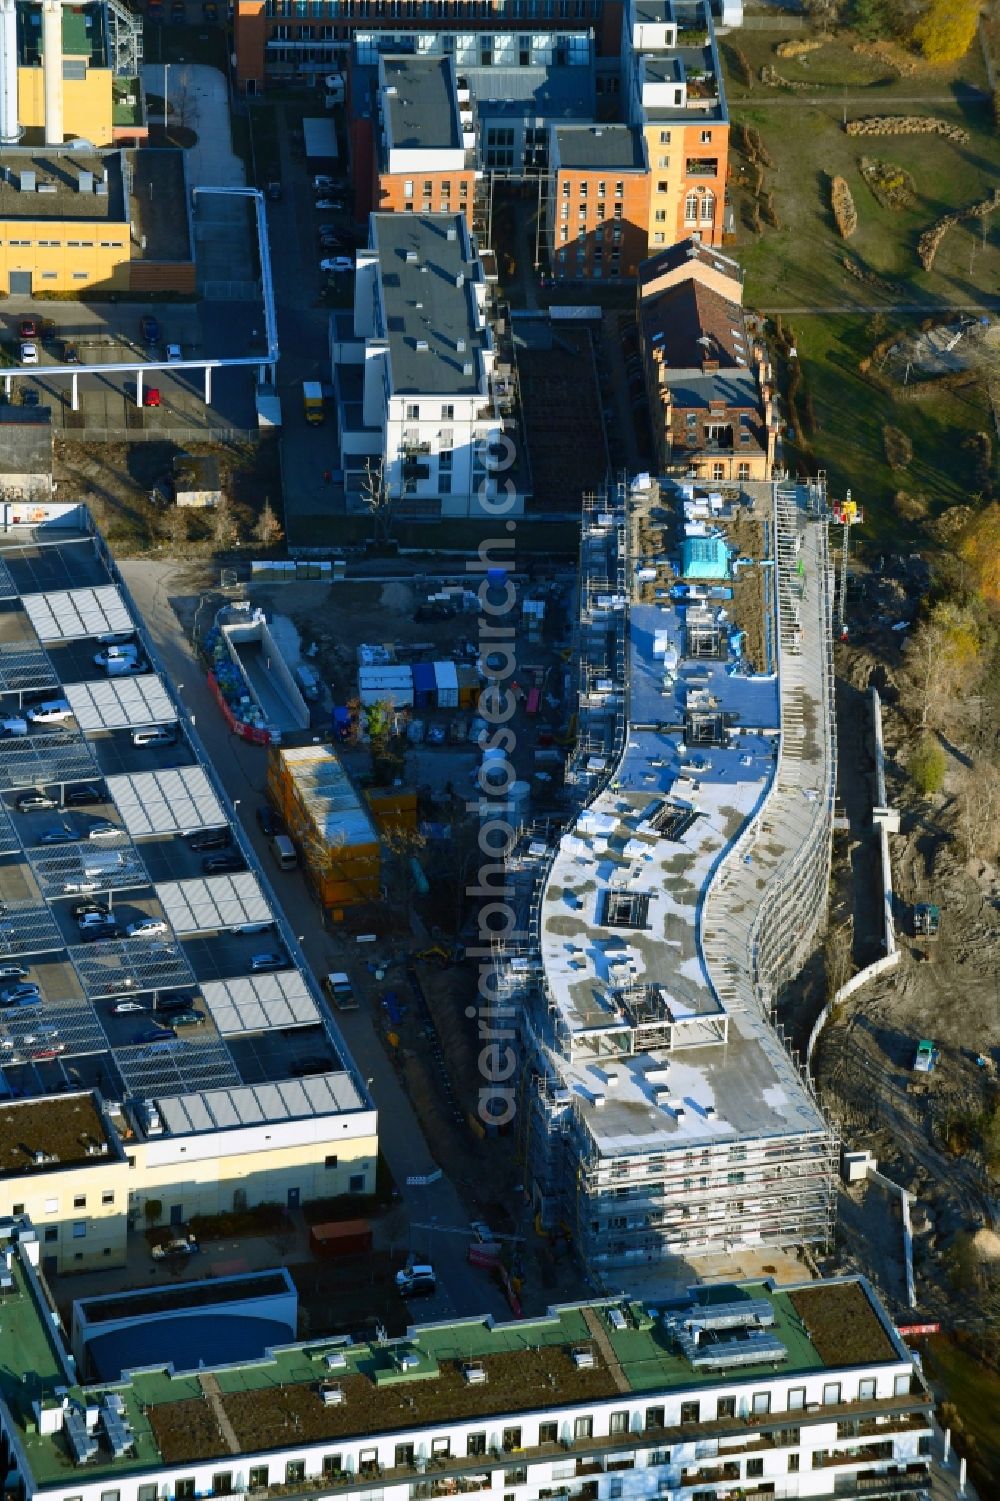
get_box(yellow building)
[12,0,145,149]
[0,1094,130,1274]
[268,745,382,910]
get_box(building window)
[213,1475,234,1495]
[349,1173,366,1193]
[101,1192,114,1206]
[502,1427,522,1452]
[680,1401,700,1425]
[752,1392,771,1416]
[701,192,715,223]
[72,1222,86,1240]
[285,1463,305,1485]
[685,192,699,224]
[539,1423,557,1444]
[657,156,669,168]
[716,1397,735,1419]
[787,1455,800,1473]
[614,180,623,198]
[654,209,666,223]
[574,1416,593,1440]
[44,1198,58,1214]
[614,204,623,218]
[176,1484,195,1500]
[823,1382,842,1406]
[101,1492,121,1501]
[737,462,751,481]
[248,1469,268,1490]
[441,403,455,420]
[138,1487,158,1501]
[859,1378,876,1400]
[609,1411,629,1436]
[12,1203,23,1216]
[712,462,725,480]
[746,1459,764,1479]
[656,181,669,194]
[653,233,665,245]
[431,1440,451,1459]
[597,180,606,197]
[787,1388,806,1411]
[405,403,420,420]
[659,129,671,143]
[404,179,413,197]
[562,181,570,197]
[467,1434,487,1457]
[324,1154,338,1168]
[579,183,587,199]
[894,1374,911,1396]
[701,129,712,143]
[44,1227,57,1243]
[73,1196,87,1209]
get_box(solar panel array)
[65,676,176,733]
[155,872,272,936]
[0,640,58,692]
[21,586,133,642]
[201,972,319,1036]
[106,767,225,839]
[68,937,195,1001]
[0,732,97,793]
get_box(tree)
[911,0,978,63]
[161,505,189,550]
[805,0,842,29]
[956,760,1000,861]
[143,1198,163,1229]
[908,735,946,796]
[904,600,983,728]
[956,503,1000,609]
[360,458,397,546]
[253,499,284,550]
[852,0,893,41]
[212,495,241,551]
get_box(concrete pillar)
[71,370,78,410]
[136,370,143,407]
[42,0,63,146]
[959,1457,967,1495]
[943,1428,951,1464]
[0,0,18,145]
[204,365,212,406]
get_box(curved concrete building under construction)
[498,475,839,1280]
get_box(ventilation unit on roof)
[324,1350,347,1370]
[446,225,457,241]
[463,1362,487,1384]
[19,170,35,192]
[456,337,466,352]
[320,1384,344,1406]
[455,272,464,288]
[462,360,473,375]
[405,249,418,262]
[416,339,429,351]
[571,1348,595,1370]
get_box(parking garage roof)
[201,972,320,1036]
[155,872,271,936]
[107,767,225,838]
[0,731,97,792]
[21,585,132,642]
[65,675,175,732]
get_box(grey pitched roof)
[382,55,461,151]
[373,213,489,398]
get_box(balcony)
[685,159,718,178]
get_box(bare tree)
[253,499,284,550]
[212,495,241,552]
[360,459,398,546]
[161,505,190,550]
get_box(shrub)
[883,425,913,469]
[859,156,916,211]
[909,736,946,796]
[831,175,858,238]
[894,490,929,522]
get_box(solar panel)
[65,676,175,732]
[21,585,132,642]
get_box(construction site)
[490,473,841,1282]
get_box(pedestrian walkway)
[141,63,245,189]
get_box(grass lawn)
[923,1336,1000,1493]
[722,25,989,101]
[729,98,1000,311]
[781,315,993,541]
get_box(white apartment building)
[0,1220,936,1501]
[332,212,524,520]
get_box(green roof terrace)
[0,1254,911,1490]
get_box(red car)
[17,317,38,339]
[30,1043,66,1060]
[143,387,161,408]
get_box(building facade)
[0,1228,937,1501]
[331,212,522,519]
[548,123,648,280]
[373,55,477,226]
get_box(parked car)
[0,717,28,736]
[202,853,244,874]
[323,972,357,1010]
[320,257,353,274]
[312,174,338,191]
[132,726,175,747]
[250,950,288,973]
[0,983,40,1006]
[87,821,121,841]
[110,1000,145,1014]
[30,1043,66,1060]
[19,342,38,365]
[126,917,168,938]
[913,1039,939,1073]
[61,342,80,364]
[315,201,345,213]
[106,977,138,994]
[255,805,285,837]
[154,991,197,1015]
[79,910,115,930]
[20,389,39,408]
[16,790,57,812]
[166,343,183,362]
[27,700,73,724]
[94,644,140,668]
[37,822,79,845]
[79,920,119,943]
[65,784,103,806]
[185,827,230,852]
[0,965,28,981]
[151,1236,198,1259]
[140,315,160,344]
[396,1264,437,1298]
[143,387,162,409]
[136,1025,176,1043]
[17,317,37,340]
[170,1009,205,1027]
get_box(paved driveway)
[142,63,244,189]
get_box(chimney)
[78,170,93,194]
[42,0,64,145]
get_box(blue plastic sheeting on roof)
[682,536,730,580]
[87,1314,294,1382]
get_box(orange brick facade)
[551,168,649,282]
[644,119,728,256]
[375,171,476,229]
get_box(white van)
[271,834,298,870]
[132,726,176,747]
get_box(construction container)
[366,786,418,832]
[456,664,480,710]
[358,665,413,708]
[411,662,437,710]
[309,1219,372,1260]
[267,744,380,909]
[433,660,459,709]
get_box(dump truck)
[303,381,325,426]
